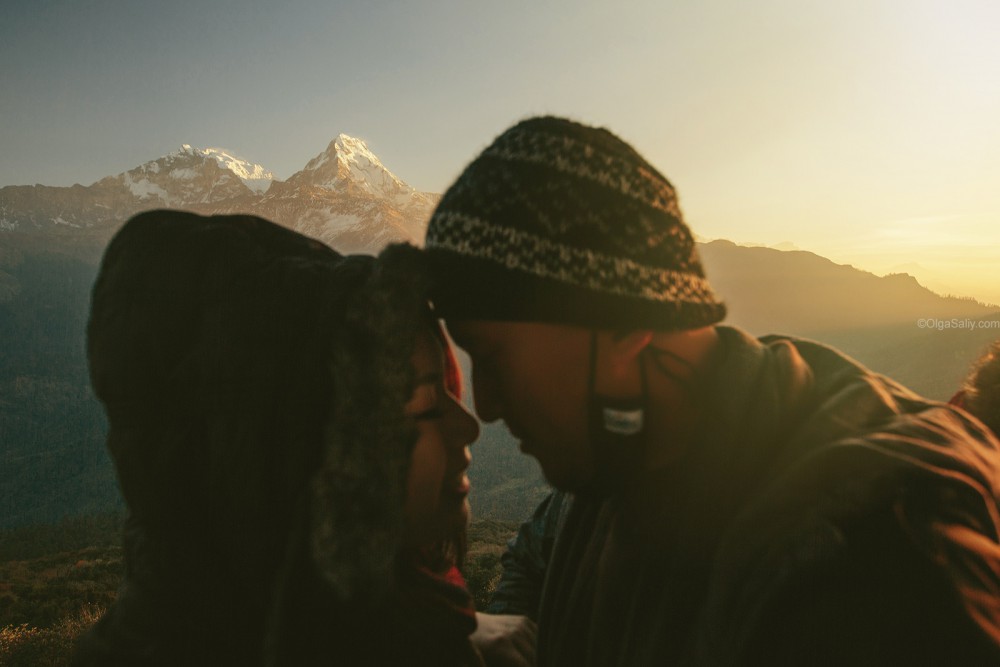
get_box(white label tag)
[603,407,644,435]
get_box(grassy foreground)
[0,516,515,666]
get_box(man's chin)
[538,462,597,496]
[519,442,601,494]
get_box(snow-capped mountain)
[186,146,274,193]
[103,146,254,207]
[288,134,428,204]
[0,135,436,256]
[259,134,437,253]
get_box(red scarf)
[386,556,480,665]
[405,561,478,634]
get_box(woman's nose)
[450,399,480,446]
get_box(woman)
[73,209,482,666]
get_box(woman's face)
[403,328,479,546]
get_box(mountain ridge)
[699,240,997,335]
[0,134,435,255]
[1,139,998,528]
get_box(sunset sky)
[3,0,998,304]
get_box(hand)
[470,612,538,667]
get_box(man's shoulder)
[706,326,952,469]
[698,340,1000,661]
[716,325,906,399]
[755,329,908,394]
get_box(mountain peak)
[288,133,418,203]
[770,241,803,252]
[333,132,370,152]
[111,145,254,206]
[177,145,274,193]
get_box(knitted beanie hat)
[425,116,726,331]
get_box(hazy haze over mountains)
[0,135,997,528]
[701,241,997,335]
[699,240,998,402]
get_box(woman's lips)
[448,474,471,496]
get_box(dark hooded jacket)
[73,210,479,666]
[535,327,1000,665]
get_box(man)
[426,116,1000,664]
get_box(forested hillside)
[0,254,120,528]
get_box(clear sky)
[2,0,998,304]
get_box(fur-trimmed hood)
[78,209,434,665]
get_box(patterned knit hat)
[425,116,726,331]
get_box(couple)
[76,117,1000,665]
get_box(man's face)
[445,320,596,491]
